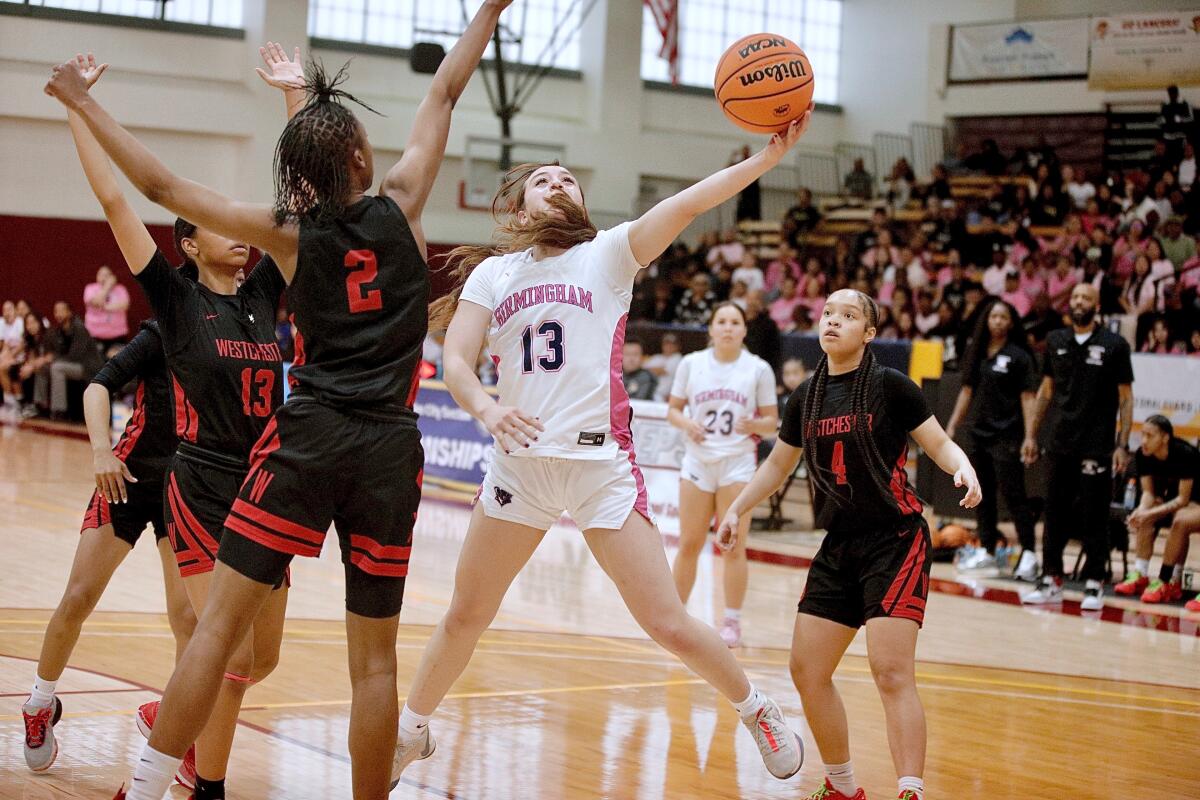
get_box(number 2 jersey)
[670,348,776,463]
[778,365,933,533]
[459,223,644,460]
[135,250,285,458]
[289,195,429,409]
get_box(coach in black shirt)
[1022,283,1133,610]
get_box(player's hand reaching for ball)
[481,403,544,454]
[954,463,982,509]
[715,508,741,552]
[256,42,305,90]
[44,54,96,108]
[761,105,813,166]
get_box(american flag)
[644,0,679,84]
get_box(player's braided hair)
[803,290,903,513]
[272,59,379,226]
[172,218,199,281]
[429,162,597,330]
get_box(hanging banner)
[1130,353,1200,440]
[949,19,1090,82]
[1088,12,1200,90]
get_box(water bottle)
[1123,479,1137,512]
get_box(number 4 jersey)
[290,195,430,408]
[136,250,285,457]
[670,348,776,463]
[459,223,645,460]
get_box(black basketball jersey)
[779,365,933,533]
[289,195,429,408]
[135,250,285,458]
[89,320,176,483]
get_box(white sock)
[1171,563,1184,582]
[825,760,857,796]
[898,775,925,798]
[724,607,741,621]
[124,744,181,800]
[398,703,432,739]
[1135,558,1150,575]
[29,676,56,708]
[731,683,766,720]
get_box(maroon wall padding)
[0,214,464,326]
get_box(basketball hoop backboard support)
[460,136,567,211]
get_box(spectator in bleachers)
[742,291,780,379]
[795,274,826,325]
[1,301,22,353]
[1159,85,1194,163]
[15,312,50,417]
[34,301,103,420]
[967,138,1008,176]
[1018,255,1048,304]
[1147,180,1175,223]
[929,199,968,254]
[1001,270,1031,317]
[1047,255,1081,314]
[728,280,750,312]
[1121,254,1158,322]
[706,228,745,272]
[1080,198,1114,235]
[82,265,130,354]
[861,229,901,272]
[1188,328,1200,356]
[1178,141,1195,192]
[1159,216,1194,272]
[1,301,26,416]
[768,276,802,331]
[781,187,821,248]
[711,263,733,301]
[1140,317,1178,354]
[927,163,952,200]
[885,156,915,205]
[646,332,682,402]
[621,337,657,401]
[893,308,918,340]
[1146,238,1175,284]
[790,304,814,334]
[1031,180,1068,227]
[675,272,717,326]
[731,251,765,296]
[914,290,939,336]
[763,241,802,297]
[648,281,678,324]
[936,259,974,315]
[981,245,1009,296]
[1063,165,1095,210]
[843,157,874,200]
[1021,291,1061,353]
[1112,221,1148,280]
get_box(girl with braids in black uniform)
[718,289,981,800]
[46,4,512,797]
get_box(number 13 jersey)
[459,222,644,460]
[670,348,776,463]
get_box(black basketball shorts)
[81,478,167,547]
[798,515,932,628]
[163,448,248,578]
[218,398,423,619]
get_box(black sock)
[1160,564,1175,583]
[195,776,225,800]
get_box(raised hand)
[255,42,305,90]
[715,509,741,552]
[761,104,813,165]
[44,56,91,109]
[954,464,983,509]
[75,53,109,89]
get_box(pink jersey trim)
[608,313,651,522]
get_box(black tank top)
[290,195,429,409]
[135,250,285,458]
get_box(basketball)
[933,523,973,549]
[714,33,814,135]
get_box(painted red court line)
[0,688,144,698]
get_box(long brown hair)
[428,162,597,329]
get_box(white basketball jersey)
[458,223,643,460]
[670,348,777,463]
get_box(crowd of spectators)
[627,87,1200,384]
[1,297,106,420]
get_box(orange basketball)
[933,524,974,549]
[714,33,814,135]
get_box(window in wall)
[309,0,582,71]
[1,0,243,27]
[641,0,840,105]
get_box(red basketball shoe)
[1114,571,1149,596]
[135,700,197,789]
[806,778,867,799]
[1185,593,1200,613]
[1140,579,1183,604]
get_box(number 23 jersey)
[670,348,776,463]
[459,223,644,460]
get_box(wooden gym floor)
[1,426,1197,799]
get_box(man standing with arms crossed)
[1021,283,1133,611]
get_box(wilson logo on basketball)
[737,37,788,59]
[773,103,792,117]
[737,59,808,88]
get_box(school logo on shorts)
[577,431,606,446]
[494,486,513,507]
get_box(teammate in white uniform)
[392,112,814,785]
[668,302,777,647]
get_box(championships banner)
[1089,11,1200,90]
[949,19,1090,82]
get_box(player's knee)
[167,600,197,640]
[789,655,828,691]
[868,656,914,696]
[59,581,103,622]
[640,612,691,654]
[249,645,279,683]
[443,596,497,638]
[676,533,707,558]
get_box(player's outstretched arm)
[911,416,982,509]
[628,109,812,267]
[716,440,802,550]
[381,0,514,241]
[46,54,296,268]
